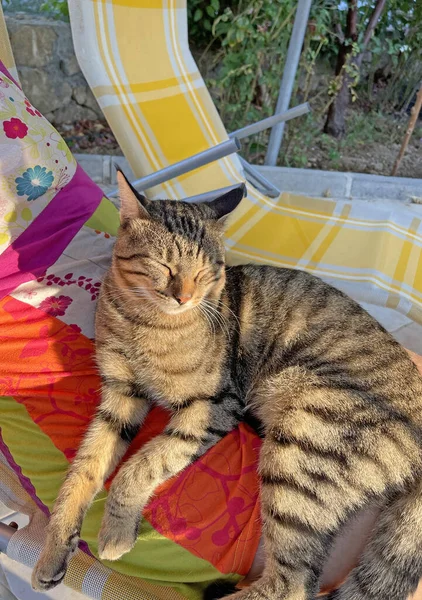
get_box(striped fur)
[33,172,422,600]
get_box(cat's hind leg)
[328,479,422,600]
[227,367,419,600]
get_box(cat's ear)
[116,168,151,223]
[205,183,247,221]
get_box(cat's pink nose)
[174,293,192,305]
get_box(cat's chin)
[157,302,196,316]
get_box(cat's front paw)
[98,509,141,561]
[223,586,279,600]
[31,545,72,591]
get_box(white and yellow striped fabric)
[69,0,422,339]
[0,454,185,600]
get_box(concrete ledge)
[75,153,422,204]
[75,154,134,186]
[257,166,422,203]
[257,166,351,199]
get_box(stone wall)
[5,12,103,124]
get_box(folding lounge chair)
[1,2,422,599]
[68,0,422,326]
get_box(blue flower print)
[15,165,54,202]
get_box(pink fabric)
[0,61,20,88]
[0,165,103,300]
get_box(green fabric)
[0,396,240,599]
[85,197,119,236]
[0,396,69,511]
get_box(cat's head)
[112,169,246,315]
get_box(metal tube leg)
[0,523,16,554]
[108,137,241,198]
[230,103,309,140]
[238,157,280,198]
[265,0,313,166]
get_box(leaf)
[0,233,10,245]
[193,8,202,21]
[4,210,17,223]
[56,138,73,163]
[236,29,245,43]
[21,207,32,221]
[20,338,48,358]
[211,0,219,11]
[0,110,13,120]
[206,5,215,17]
[29,144,40,161]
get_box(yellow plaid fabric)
[69,0,422,327]
[7,523,186,600]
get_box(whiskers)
[213,297,242,329]
[133,286,154,299]
[103,282,237,339]
[105,283,150,298]
[194,305,216,339]
[103,282,159,308]
[198,298,232,340]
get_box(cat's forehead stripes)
[147,201,205,242]
[163,238,204,267]
[127,199,222,264]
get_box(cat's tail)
[326,479,422,600]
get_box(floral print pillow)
[16,165,55,201]
[0,72,77,253]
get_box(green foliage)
[187,0,228,47]
[189,0,336,149]
[41,0,69,19]
[196,1,293,135]
[360,1,422,112]
[2,0,68,17]
[188,0,422,163]
[280,105,422,175]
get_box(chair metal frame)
[108,103,310,201]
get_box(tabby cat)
[33,170,422,600]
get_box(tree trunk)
[323,0,358,138]
[324,0,387,138]
[391,83,422,176]
[323,61,352,138]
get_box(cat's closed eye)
[157,262,174,278]
[194,267,211,282]
[155,289,169,297]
